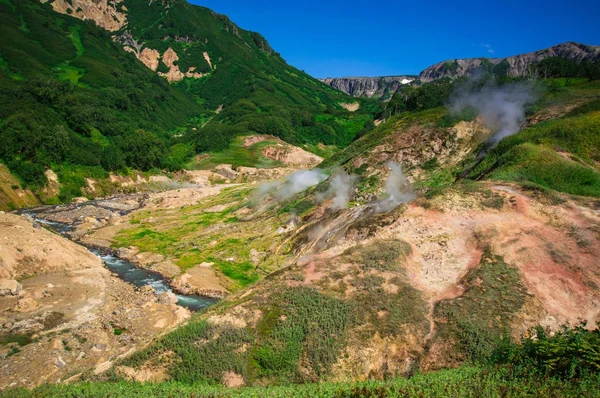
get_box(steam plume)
[374,162,415,212]
[449,81,537,145]
[317,170,358,210]
[256,169,327,202]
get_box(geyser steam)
[375,162,415,213]
[449,81,538,145]
[317,170,358,210]
[257,169,327,202]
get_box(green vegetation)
[252,287,355,382]
[492,321,600,379]
[123,320,253,384]
[434,250,528,362]
[189,136,285,170]
[0,0,375,202]
[468,111,600,197]
[4,364,600,397]
[343,239,412,272]
[112,186,279,290]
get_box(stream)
[31,216,217,312]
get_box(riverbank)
[0,212,191,389]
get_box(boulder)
[0,279,22,296]
[157,292,178,305]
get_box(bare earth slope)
[0,213,189,389]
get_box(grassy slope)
[125,0,380,149]
[323,79,600,199]
[3,367,600,397]
[0,0,378,205]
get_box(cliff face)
[319,76,416,99]
[324,42,600,96]
[418,42,600,82]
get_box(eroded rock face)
[138,48,161,72]
[42,0,127,32]
[320,76,415,98]
[418,42,600,82]
[156,47,209,82]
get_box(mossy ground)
[189,137,286,170]
[112,185,293,290]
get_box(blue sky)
[190,0,599,78]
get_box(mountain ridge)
[322,41,600,97]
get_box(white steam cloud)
[449,81,537,145]
[257,169,327,202]
[316,170,358,210]
[374,162,415,213]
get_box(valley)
[0,0,599,396]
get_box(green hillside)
[0,0,375,202]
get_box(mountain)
[0,0,376,205]
[319,76,416,99]
[418,42,600,82]
[322,42,600,98]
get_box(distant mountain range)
[318,76,416,100]
[321,42,600,98]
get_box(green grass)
[482,143,600,197]
[0,333,33,347]
[469,110,600,197]
[55,63,85,84]
[0,53,23,80]
[210,258,259,289]
[190,136,285,170]
[4,366,600,397]
[113,186,283,290]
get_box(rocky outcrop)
[320,76,415,98]
[418,42,600,82]
[41,0,127,32]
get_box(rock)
[13,297,38,312]
[157,292,178,305]
[214,164,238,180]
[63,372,82,384]
[50,338,63,351]
[138,285,155,294]
[93,361,112,375]
[418,42,600,83]
[55,356,66,368]
[250,249,266,265]
[222,371,245,388]
[93,343,106,351]
[0,279,22,296]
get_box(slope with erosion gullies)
[81,80,600,386]
[0,0,377,207]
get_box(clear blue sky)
[190,0,599,78]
